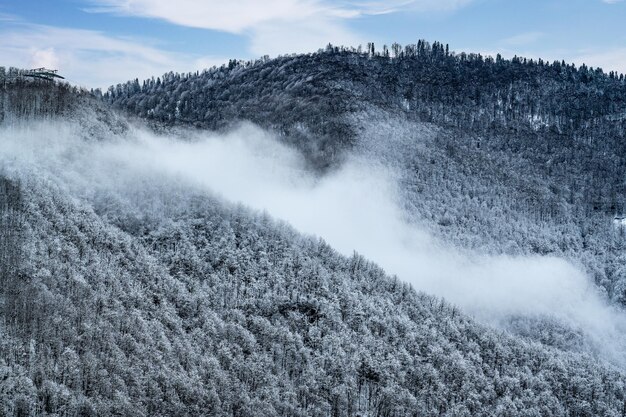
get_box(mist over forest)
[3,42,626,416]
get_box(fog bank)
[3,120,626,364]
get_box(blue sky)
[1,0,625,88]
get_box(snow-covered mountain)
[3,42,626,416]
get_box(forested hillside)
[2,116,626,416]
[1,68,127,138]
[103,42,626,306]
[104,41,626,173]
[4,40,626,416]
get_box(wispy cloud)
[250,17,362,56]
[86,0,473,31]
[0,23,227,88]
[0,12,21,22]
[85,0,326,34]
[85,0,474,56]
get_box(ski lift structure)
[22,68,65,82]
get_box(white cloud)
[87,0,473,32]
[86,0,325,33]
[0,23,228,88]
[249,17,362,56]
[86,0,474,56]
[30,47,61,69]
[400,0,474,12]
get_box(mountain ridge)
[99,43,626,305]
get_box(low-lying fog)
[3,120,626,364]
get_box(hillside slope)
[103,43,626,305]
[1,68,128,138]
[2,117,626,416]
